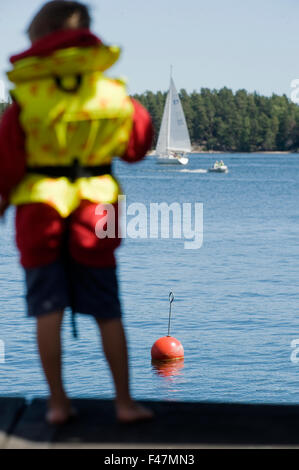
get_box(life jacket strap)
[27,160,112,182]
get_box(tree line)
[1,88,299,152]
[133,88,299,152]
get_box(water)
[1,153,299,404]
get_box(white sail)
[156,78,191,158]
[156,87,171,157]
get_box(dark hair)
[28,1,91,42]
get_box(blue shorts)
[25,260,122,320]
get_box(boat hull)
[156,156,189,165]
[208,166,228,173]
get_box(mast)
[167,65,173,153]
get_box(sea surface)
[1,153,299,404]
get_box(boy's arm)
[121,98,154,163]
[0,102,27,215]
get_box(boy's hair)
[28,1,91,42]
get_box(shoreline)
[147,150,297,156]
[192,150,295,155]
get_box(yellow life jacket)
[7,44,134,217]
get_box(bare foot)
[116,401,154,424]
[46,398,77,425]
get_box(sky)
[0,0,298,99]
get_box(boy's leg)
[96,318,153,423]
[37,311,73,424]
[17,204,73,424]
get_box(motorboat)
[208,160,228,173]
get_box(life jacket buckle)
[69,158,80,182]
[55,75,82,93]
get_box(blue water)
[1,153,299,404]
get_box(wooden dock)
[1,397,299,449]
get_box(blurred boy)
[0,1,153,424]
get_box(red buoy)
[151,336,184,362]
[151,291,184,362]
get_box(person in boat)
[214,161,219,169]
[0,0,154,425]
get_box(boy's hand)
[0,198,9,218]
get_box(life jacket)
[7,43,134,217]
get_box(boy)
[0,1,153,424]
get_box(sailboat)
[156,75,191,165]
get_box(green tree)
[132,87,299,152]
